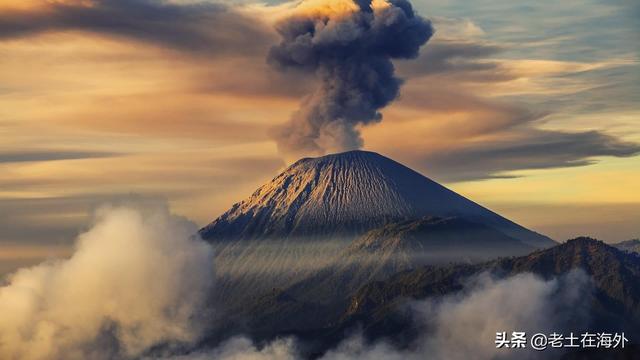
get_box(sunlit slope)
[200,150,554,248]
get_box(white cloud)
[0,204,215,360]
[411,271,590,360]
[160,271,591,360]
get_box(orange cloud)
[0,1,638,249]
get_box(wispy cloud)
[419,130,640,181]
[0,150,119,164]
[0,0,275,56]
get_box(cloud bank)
[268,0,432,160]
[0,204,215,360]
[408,271,591,360]
[160,271,591,360]
[422,129,640,181]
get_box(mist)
[160,271,592,360]
[409,270,591,360]
[0,204,215,360]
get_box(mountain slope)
[207,216,537,326]
[229,238,640,356]
[346,216,535,262]
[279,216,535,305]
[344,237,640,340]
[200,150,554,248]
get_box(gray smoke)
[268,0,433,160]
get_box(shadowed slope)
[345,237,640,340]
[229,238,640,355]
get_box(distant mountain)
[344,237,640,342]
[613,239,640,254]
[227,238,640,356]
[200,150,554,248]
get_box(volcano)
[200,150,553,248]
[198,151,555,311]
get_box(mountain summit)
[201,150,553,247]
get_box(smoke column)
[268,0,432,160]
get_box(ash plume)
[268,0,433,160]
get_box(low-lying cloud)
[409,271,591,360]
[329,271,589,360]
[157,270,592,360]
[0,203,215,360]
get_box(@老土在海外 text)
[495,331,628,351]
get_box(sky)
[0,0,638,273]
